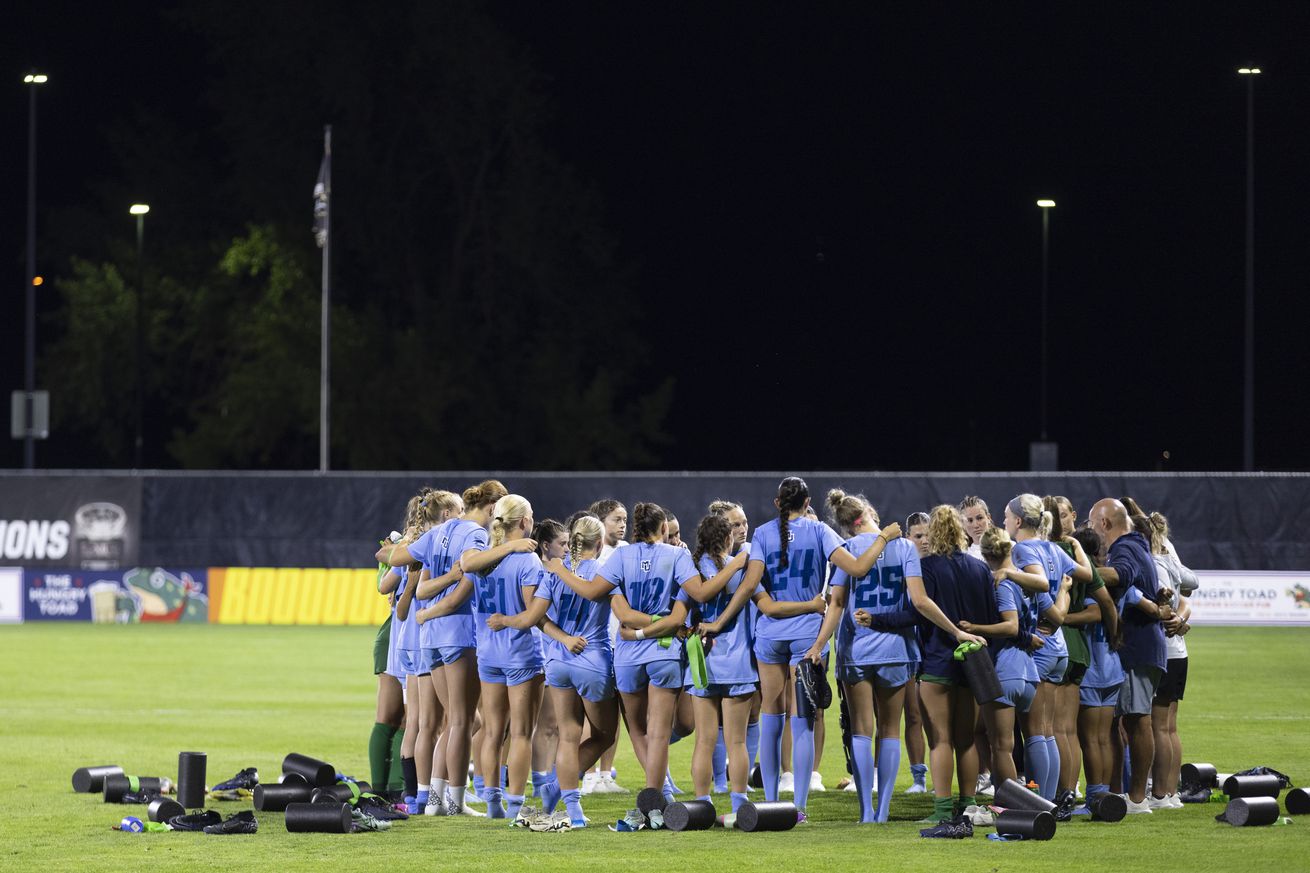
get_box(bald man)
[1088,499,1167,813]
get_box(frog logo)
[1289,584,1310,608]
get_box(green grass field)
[3,625,1307,872]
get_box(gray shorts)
[1115,666,1163,716]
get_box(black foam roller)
[103,775,164,802]
[282,753,337,788]
[995,777,1057,813]
[285,801,352,833]
[1180,763,1218,788]
[311,783,370,805]
[280,772,310,787]
[736,801,797,832]
[637,787,667,815]
[177,752,207,809]
[72,765,123,793]
[148,798,185,823]
[665,800,716,831]
[748,763,763,789]
[995,809,1056,840]
[1286,787,1310,815]
[254,783,314,812]
[1223,774,1282,798]
[960,646,1003,705]
[1225,797,1281,827]
[1088,792,1127,823]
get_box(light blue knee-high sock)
[1024,736,1050,798]
[505,793,525,819]
[485,786,505,818]
[790,716,815,811]
[760,714,785,802]
[533,770,561,813]
[562,788,585,825]
[876,738,900,822]
[712,729,728,791]
[746,721,761,774]
[730,790,749,813]
[851,735,876,823]
[1043,737,1061,800]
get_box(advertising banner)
[208,567,389,626]
[1188,571,1310,626]
[23,567,208,623]
[0,567,22,624]
[0,476,141,569]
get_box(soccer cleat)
[609,809,646,831]
[796,810,809,824]
[206,788,253,802]
[513,803,546,829]
[358,794,408,820]
[842,779,857,793]
[962,805,994,826]
[975,773,994,797]
[809,771,826,792]
[212,768,259,792]
[598,773,627,794]
[778,772,795,794]
[919,814,974,839]
[350,809,391,832]
[1124,796,1153,814]
[202,811,257,835]
[646,809,665,830]
[167,810,222,832]
[906,782,927,794]
[796,660,832,710]
[1148,794,1175,811]
[1169,794,1184,809]
[580,771,600,795]
[1054,789,1077,822]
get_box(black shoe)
[1178,786,1211,804]
[920,814,974,839]
[212,768,260,791]
[1054,789,1076,823]
[121,790,162,805]
[797,660,832,710]
[168,810,222,831]
[204,811,258,834]
[358,794,408,821]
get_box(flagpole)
[319,124,331,472]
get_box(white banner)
[1188,571,1310,626]
[0,567,22,624]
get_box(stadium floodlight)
[1237,68,1261,75]
[129,204,150,215]
[23,73,48,84]
[1036,199,1056,208]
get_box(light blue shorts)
[428,645,472,667]
[754,636,821,666]
[615,660,683,694]
[1080,684,1120,709]
[1036,652,1069,684]
[689,681,758,699]
[546,661,616,702]
[839,662,911,688]
[399,647,432,676]
[478,662,543,686]
[995,678,1037,713]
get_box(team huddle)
[363,476,1195,830]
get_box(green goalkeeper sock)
[387,727,405,791]
[369,723,398,790]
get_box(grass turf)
[2,625,1307,872]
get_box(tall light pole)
[1238,67,1260,471]
[22,71,48,469]
[1037,199,1056,442]
[130,204,150,469]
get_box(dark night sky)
[4,2,1309,472]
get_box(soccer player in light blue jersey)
[810,490,921,824]
[494,514,617,827]
[466,494,544,821]
[695,477,903,820]
[708,498,758,793]
[1004,493,1075,801]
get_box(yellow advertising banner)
[208,568,388,626]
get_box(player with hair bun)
[811,489,921,823]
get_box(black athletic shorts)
[1153,657,1188,704]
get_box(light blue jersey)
[598,542,696,667]
[1030,540,1075,660]
[993,578,1039,682]
[749,516,844,642]
[830,534,921,666]
[535,557,613,675]
[393,565,420,651]
[696,554,757,684]
[416,517,487,649]
[472,551,544,670]
[1081,596,1124,689]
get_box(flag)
[313,147,330,248]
